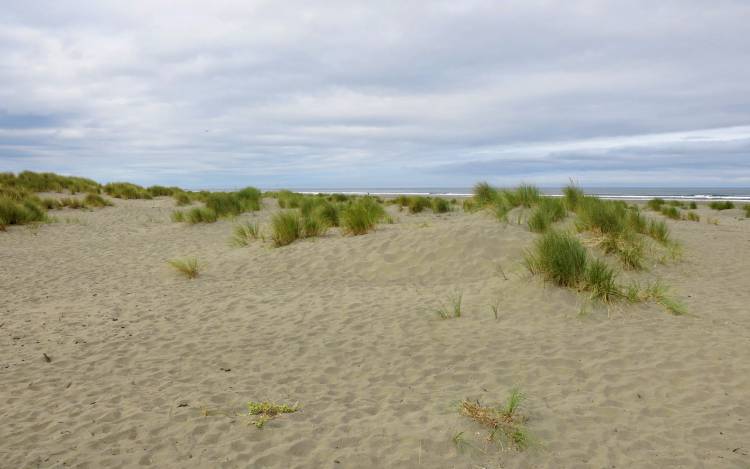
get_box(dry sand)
[1,196,749,468]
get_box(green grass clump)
[173,192,192,206]
[584,258,620,302]
[562,184,585,211]
[1,170,100,194]
[231,221,262,246]
[186,207,218,224]
[84,193,112,207]
[524,230,588,288]
[247,401,298,428]
[473,182,497,206]
[431,197,450,213]
[341,197,386,235]
[527,197,567,232]
[0,197,47,229]
[647,198,666,211]
[408,196,431,213]
[513,184,541,207]
[171,210,185,222]
[104,182,153,199]
[685,211,700,222]
[599,232,645,270]
[648,220,670,244]
[147,185,177,197]
[314,201,340,227]
[302,214,328,238]
[689,201,697,209]
[205,187,261,217]
[660,206,680,220]
[744,205,750,217]
[709,201,734,210]
[626,281,687,315]
[59,197,87,209]
[458,389,530,450]
[575,197,629,235]
[271,211,302,246]
[436,290,463,319]
[168,257,200,279]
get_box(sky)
[1,1,750,189]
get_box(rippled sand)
[1,197,749,468]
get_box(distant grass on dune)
[709,201,734,210]
[104,182,153,200]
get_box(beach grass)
[341,197,385,235]
[271,210,302,246]
[458,389,530,450]
[584,258,620,302]
[104,182,153,199]
[524,230,588,288]
[431,197,450,213]
[709,201,734,210]
[685,211,700,222]
[168,257,200,279]
[436,290,463,319]
[185,207,219,224]
[231,221,262,246]
[174,192,192,206]
[84,193,113,207]
[660,206,681,220]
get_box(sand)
[1,196,749,468]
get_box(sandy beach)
[1,196,750,468]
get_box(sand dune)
[1,197,749,468]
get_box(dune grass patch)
[185,207,219,224]
[168,257,200,279]
[685,211,700,222]
[647,198,666,211]
[173,192,192,206]
[660,206,681,220]
[104,182,153,199]
[1,170,100,194]
[341,197,386,235]
[231,221,262,246]
[709,201,734,210]
[458,389,530,450]
[247,401,298,428]
[271,210,303,246]
[744,205,750,217]
[83,193,112,207]
[431,197,450,213]
[0,196,47,229]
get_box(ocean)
[279,187,750,202]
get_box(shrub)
[271,211,302,246]
[524,230,588,287]
[709,201,734,210]
[341,198,385,235]
[431,197,450,213]
[84,193,112,207]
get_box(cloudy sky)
[1,1,749,188]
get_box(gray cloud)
[1,0,749,187]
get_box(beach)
[1,195,749,468]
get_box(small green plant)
[436,290,463,319]
[660,206,680,220]
[168,257,200,279]
[171,210,185,222]
[685,211,700,222]
[247,401,298,428]
[458,389,530,450]
[231,221,261,246]
[625,281,687,315]
[689,201,697,209]
[744,204,750,217]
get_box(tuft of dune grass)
[168,257,200,279]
